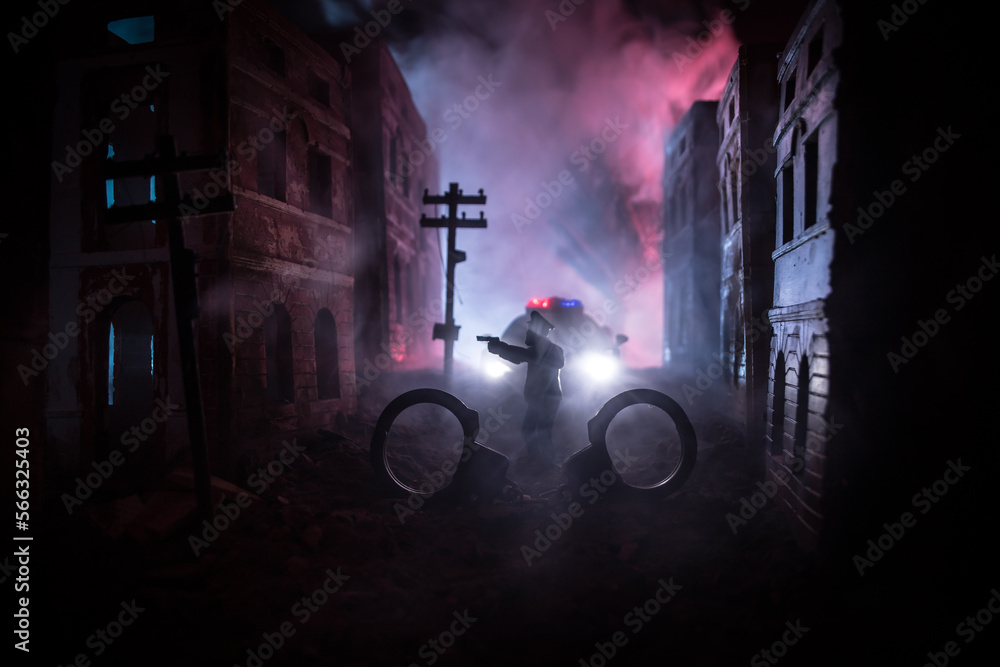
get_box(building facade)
[344,39,443,380]
[44,0,355,485]
[715,44,781,453]
[225,1,356,461]
[760,0,988,551]
[662,101,721,368]
[764,0,839,544]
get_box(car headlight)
[484,359,512,378]
[579,351,620,382]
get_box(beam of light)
[484,358,512,379]
[579,351,620,383]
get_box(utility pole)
[420,182,487,379]
[104,136,234,520]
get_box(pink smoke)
[390,0,741,368]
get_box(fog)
[300,0,741,369]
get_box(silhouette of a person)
[487,310,564,464]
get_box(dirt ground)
[34,367,996,666]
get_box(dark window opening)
[792,355,810,472]
[729,168,739,228]
[262,37,285,75]
[265,303,294,404]
[106,326,155,402]
[804,136,818,229]
[308,149,333,218]
[106,300,155,455]
[308,69,330,106]
[807,29,823,76]
[783,71,796,111]
[257,120,286,201]
[111,176,153,207]
[728,98,735,125]
[719,179,732,233]
[107,302,154,402]
[315,309,341,400]
[108,16,155,45]
[770,352,786,456]
[105,143,156,223]
[781,163,794,245]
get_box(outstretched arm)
[488,341,534,365]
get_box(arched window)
[793,354,810,472]
[770,351,786,456]
[105,299,155,454]
[315,308,341,400]
[731,299,743,386]
[107,300,154,406]
[265,303,294,404]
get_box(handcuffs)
[370,388,697,505]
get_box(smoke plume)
[317,0,742,367]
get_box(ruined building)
[764,1,837,543]
[338,38,443,378]
[715,44,780,450]
[656,0,988,552]
[756,0,986,550]
[661,101,720,368]
[42,0,437,487]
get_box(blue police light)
[560,299,581,308]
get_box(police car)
[481,296,627,387]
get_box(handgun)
[476,335,500,343]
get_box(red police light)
[527,298,550,308]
